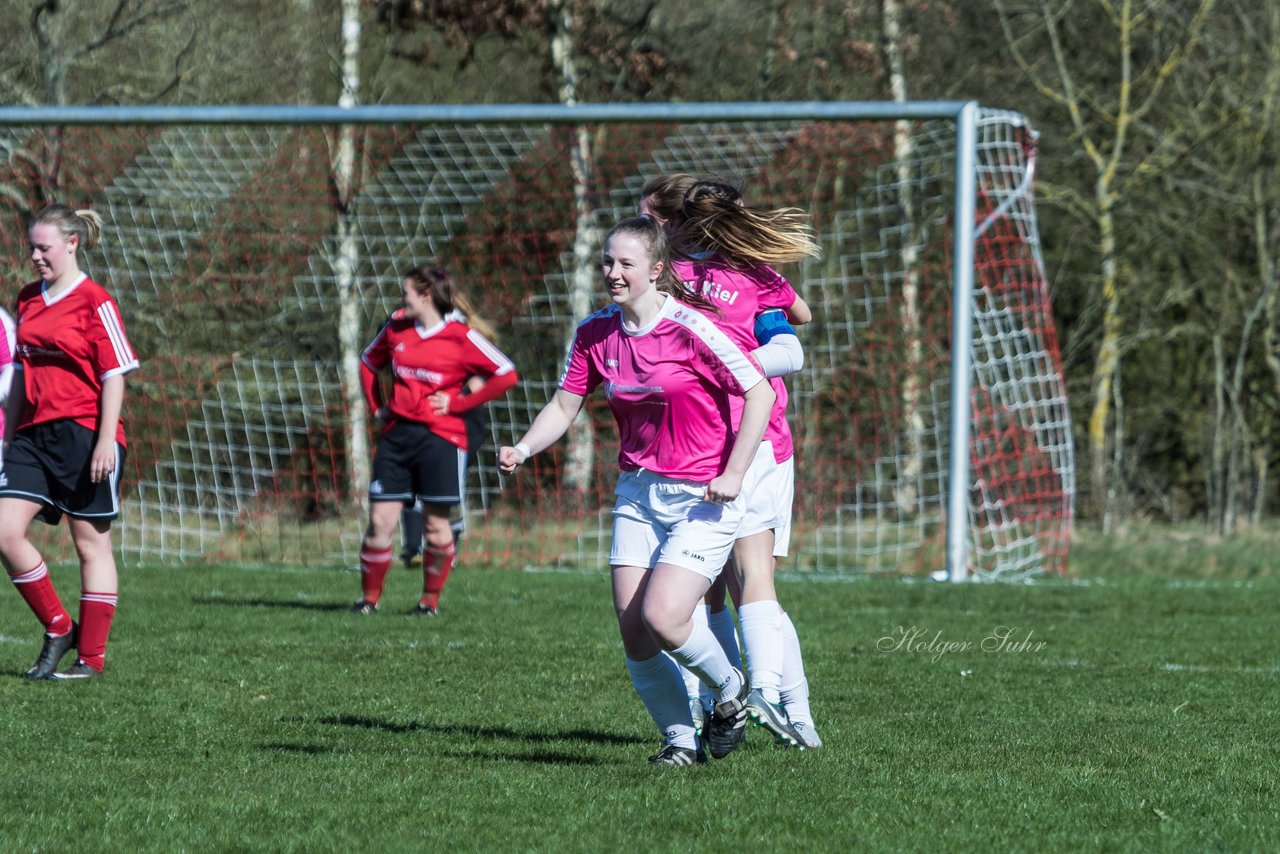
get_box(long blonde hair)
[32,203,104,252]
[675,180,819,268]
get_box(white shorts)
[738,445,795,558]
[770,457,795,557]
[609,469,746,581]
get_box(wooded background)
[1,0,1274,536]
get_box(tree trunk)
[880,0,923,518]
[31,1,68,197]
[1087,191,1120,529]
[335,0,369,507]
[550,0,598,493]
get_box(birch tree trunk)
[880,0,924,517]
[334,0,369,506]
[550,0,598,493]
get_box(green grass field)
[2,540,1278,851]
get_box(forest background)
[0,0,1274,539]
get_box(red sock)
[10,561,73,636]
[77,592,118,672]
[360,545,394,605]
[420,542,456,609]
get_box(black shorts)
[0,419,127,525]
[371,421,464,506]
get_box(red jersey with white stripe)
[360,311,517,450]
[13,274,139,446]
[559,295,765,482]
[674,258,798,464]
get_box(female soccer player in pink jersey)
[499,216,776,767]
[0,305,14,466]
[0,204,139,680]
[640,174,824,749]
[354,266,518,616]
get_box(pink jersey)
[674,258,797,463]
[0,306,14,441]
[560,295,765,482]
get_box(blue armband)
[754,309,796,345]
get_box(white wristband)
[514,442,531,463]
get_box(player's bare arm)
[499,388,585,473]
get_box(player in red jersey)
[352,266,518,616]
[0,204,139,680]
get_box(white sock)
[702,606,740,709]
[739,599,785,703]
[669,623,741,706]
[626,654,696,749]
[778,609,813,727]
[678,604,711,701]
[707,606,742,669]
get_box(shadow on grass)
[192,596,350,613]
[269,714,636,766]
[259,742,334,754]
[273,712,648,763]
[316,713,648,747]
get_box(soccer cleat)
[25,623,78,680]
[52,661,101,680]
[350,599,379,615]
[408,603,438,617]
[746,688,805,748]
[401,551,422,569]
[792,721,824,749]
[647,744,705,767]
[705,668,749,759]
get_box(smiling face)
[29,222,78,285]
[401,278,438,323]
[601,231,663,309]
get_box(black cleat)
[408,603,439,617]
[705,668,750,759]
[350,599,379,615]
[647,744,705,767]
[25,623,78,680]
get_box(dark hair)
[402,265,497,340]
[605,215,717,314]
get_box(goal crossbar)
[0,101,1071,580]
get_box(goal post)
[0,101,1074,580]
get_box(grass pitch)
[1,554,1277,851]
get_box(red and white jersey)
[560,295,765,482]
[13,274,139,445]
[361,311,517,450]
[674,257,799,464]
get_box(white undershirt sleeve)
[751,333,804,378]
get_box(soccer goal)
[0,101,1073,580]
